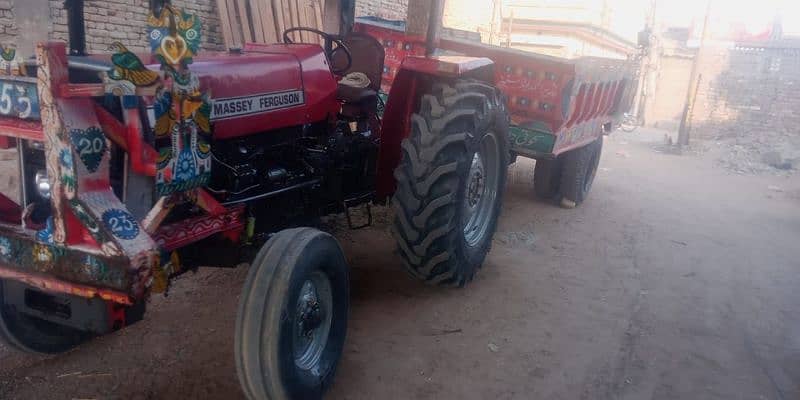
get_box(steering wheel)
[283,27,352,75]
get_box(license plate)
[0,78,40,120]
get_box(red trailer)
[356,18,636,207]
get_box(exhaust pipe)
[64,0,86,56]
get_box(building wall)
[689,45,800,140]
[355,0,408,21]
[0,1,16,43]
[0,0,224,57]
[645,55,692,130]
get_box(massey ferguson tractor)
[0,0,633,398]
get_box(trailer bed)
[355,18,636,158]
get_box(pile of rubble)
[710,130,799,175]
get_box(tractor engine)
[207,119,378,216]
[182,44,380,229]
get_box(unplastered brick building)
[0,0,225,57]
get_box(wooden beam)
[323,0,342,34]
[297,0,312,42]
[250,0,267,42]
[259,0,279,42]
[236,0,254,43]
[313,0,324,36]
[287,0,304,42]
[273,0,287,42]
[303,0,321,45]
[406,0,442,36]
[406,0,443,54]
[216,0,237,48]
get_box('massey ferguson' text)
[210,90,304,120]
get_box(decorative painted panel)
[146,6,213,196]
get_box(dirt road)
[1,129,798,399]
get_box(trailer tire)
[235,228,349,400]
[533,157,563,199]
[392,80,510,287]
[559,137,603,208]
[0,280,90,354]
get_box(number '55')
[0,84,32,118]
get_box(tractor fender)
[375,55,495,199]
[400,55,494,81]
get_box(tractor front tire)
[559,137,603,208]
[0,280,92,354]
[235,228,349,400]
[392,80,510,287]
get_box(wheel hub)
[292,271,333,373]
[467,156,486,207]
[298,294,323,336]
[462,133,501,247]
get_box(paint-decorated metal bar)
[0,41,160,304]
[0,224,133,304]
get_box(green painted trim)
[509,125,556,156]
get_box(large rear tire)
[559,137,603,208]
[235,228,349,400]
[392,80,510,287]
[533,157,562,200]
[0,280,91,354]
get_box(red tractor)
[0,0,514,398]
[0,0,633,399]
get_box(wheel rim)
[463,132,500,247]
[292,270,333,373]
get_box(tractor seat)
[330,32,385,114]
[337,72,377,117]
[337,84,377,105]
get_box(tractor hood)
[189,44,339,140]
[69,44,338,139]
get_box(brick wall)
[0,0,224,56]
[49,0,225,53]
[690,44,800,140]
[645,55,692,130]
[0,0,16,43]
[355,0,408,21]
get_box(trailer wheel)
[0,280,90,354]
[235,228,349,400]
[533,157,563,199]
[559,137,603,208]
[392,80,510,287]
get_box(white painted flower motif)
[0,237,11,258]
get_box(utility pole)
[677,0,712,147]
[488,0,501,45]
[631,0,658,125]
[601,0,611,30]
[506,8,514,48]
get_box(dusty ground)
[0,128,799,400]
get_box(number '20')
[78,137,105,157]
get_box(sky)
[520,0,800,41]
[616,0,800,38]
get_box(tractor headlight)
[34,170,51,199]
